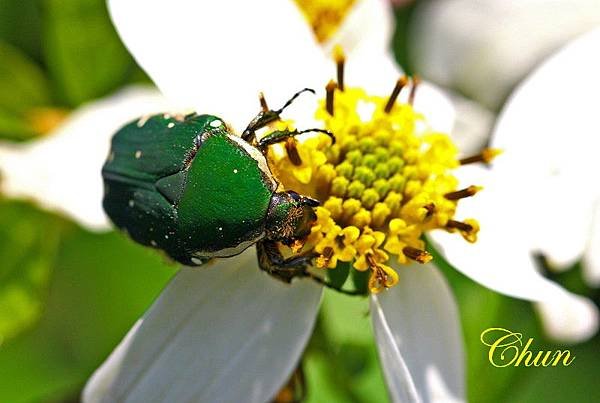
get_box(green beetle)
[102,89,333,281]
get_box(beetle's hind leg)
[242,88,315,143]
[256,240,317,283]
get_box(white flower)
[409,0,600,110]
[471,28,600,342]
[0,86,169,230]
[0,0,594,401]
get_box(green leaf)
[0,228,176,402]
[304,290,389,403]
[0,109,37,141]
[0,0,43,63]
[44,0,137,106]
[0,200,65,344]
[0,41,50,115]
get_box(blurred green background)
[0,0,598,402]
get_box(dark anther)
[259,92,269,112]
[408,75,420,105]
[326,80,337,116]
[444,186,481,200]
[285,138,303,166]
[384,76,408,113]
[402,246,432,264]
[446,219,473,232]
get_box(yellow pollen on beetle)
[267,60,485,294]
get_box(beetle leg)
[241,88,316,143]
[256,128,335,150]
[256,240,317,283]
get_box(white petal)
[83,248,322,403]
[492,28,600,267]
[371,264,464,403]
[108,0,330,132]
[447,92,495,156]
[410,0,600,110]
[427,164,582,302]
[324,0,394,59]
[535,293,599,343]
[583,202,600,286]
[0,86,169,230]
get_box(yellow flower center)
[266,51,496,294]
[294,0,356,42]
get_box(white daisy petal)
[325,0,394,59]
[493,27,600,269]
[83,248,322,403]
[0,86,168,230]
[108,0,330,132]
[371,264,464,403]
[583,202,600,286]
[428,163,578,302]
[410,0,600,110]
[535,293,599,343]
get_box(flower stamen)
[384,76,409,114]
[334,45,345,91]
[460,148,502,165]
[446,219,479,242]
[444,186,482,200]
[408,75,420,105]
[259,92,269,112]
[326,80,336,116]
[267,51,489,294]
[402,246,433,264]
[285,138,303,166]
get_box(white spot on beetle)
[128,200,135,207]
[218,227,223,231]
[191,257,204,265]
[165,234,169,239]
[233,169,238,174]
[150,240,157,247]
[167,122,175,128]
[135,150,142,159]
[210,119,222,128]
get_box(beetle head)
[265,191,319,244]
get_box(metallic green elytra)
[102,89,334,278]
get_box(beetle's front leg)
[256,240,317,283]
[241,88,316,143]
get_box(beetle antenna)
[275,88,316,114]
[296,128,336,145]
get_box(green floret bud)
[359,137,377,153]
[335,161,354,178]
[331,176,350,197]
[374,147,389,162]
[345,149,363,166]
[347,180,366,198]
[387,156,405,173]
[373,178,391,197]
[388,174,406,192]
[361,188,380,209]
[389,140,403,156]
[361,154,378,169]
[374,163,390,179]
[353,166,376,186]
